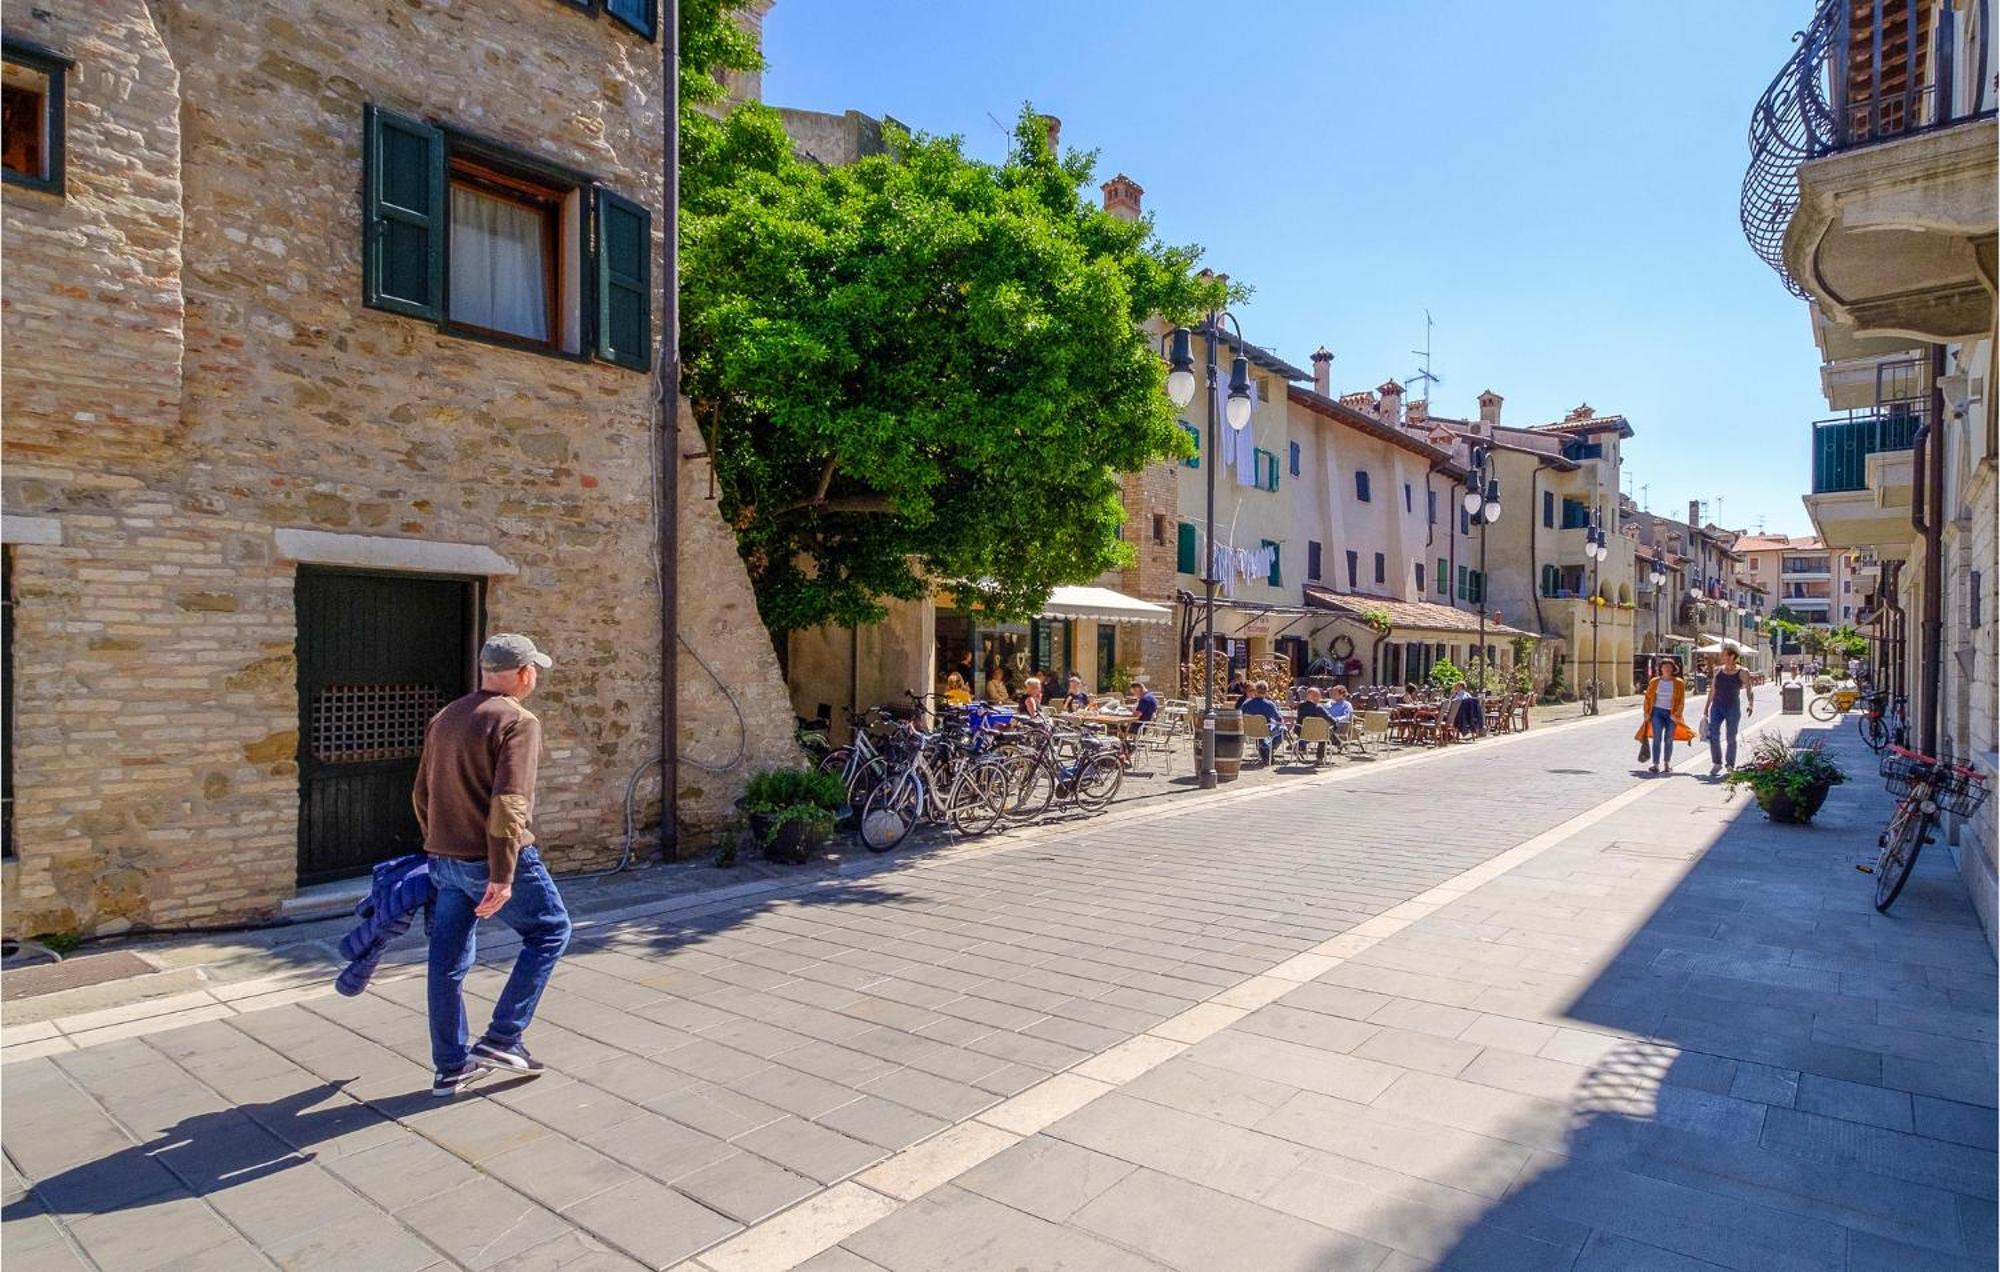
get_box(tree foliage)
[680,87,1224,633]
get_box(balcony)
[1741,0,1996,339]
[1809,408,1921,493]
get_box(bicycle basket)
[1880,749,1925,796]
[1937,768,1991,818]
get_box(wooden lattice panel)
[310,683,448,764]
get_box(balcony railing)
[1810,405,1923,493]
[1741,0,1992,295]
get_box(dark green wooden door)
[295,568,476,885]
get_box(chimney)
[1477,389,1503,426]
[1039,114,1062,155]
[1310,346,1332,397]
[1378,380,1404,427]
[1100,173,1144,221]
[1688,499,1701,528]
[1407,399,1428,427]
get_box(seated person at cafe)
[1238,680,1284,763]
[1325,684,1355,724]
[984,665,1011,704]
[1062,674,1091,712]
[1295,687,1339,761]
[942,672,972,706]
[1131,676,1160,722]
[1018,676,1045,717]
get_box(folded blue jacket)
[335,853,434,997]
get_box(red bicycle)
[1872,746,1989,912]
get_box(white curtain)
[449,185,548,341]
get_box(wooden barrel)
[1196,708,1244,782]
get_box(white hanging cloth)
[1212,364,1261,485]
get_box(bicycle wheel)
[998,753,1056,824]
[945,760,1009,838]
[1071,751,1124,813]
[1858,714,1888,753]
[859,771,921,853]
[1807,695,1837,722]
[1873,803,1929,912]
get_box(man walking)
[414,633,572,1096]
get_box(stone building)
[0,1,797,937]
[1740,0,1996,945]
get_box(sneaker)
[1647,763,1658,774]
[1710,764,1722,777]
[471,1038,545,1077]
[432,1062,488,1098]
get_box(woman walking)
[1705,643,1755,776]
[1633,657,1693,775]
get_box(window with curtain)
[449,173,556,345]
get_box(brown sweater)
[412,690,541,885]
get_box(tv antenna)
[1408,311,1441,405]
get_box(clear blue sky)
[762,1,1827,536]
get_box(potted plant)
[739,767,845,863]
[1724,734,1847,823]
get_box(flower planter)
[1756,779,1831,824]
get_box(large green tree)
[680,88,1223,634]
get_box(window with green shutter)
[595,189,652,370]
[1457,565,1469,600]
[1176,522,1197,574]
[1262,539,1281,586]
[363,105,445,321]
[1252,449,1279,492]
[605,0,657,38]
[1436,558,1448,595]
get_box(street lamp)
[1648,565,1667,677]
[1583,513,1608,714]
[1462,450,1501,696]
[1163,315,1252,789]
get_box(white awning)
[1038,586,1173,626]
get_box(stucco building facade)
[0,0,798,937]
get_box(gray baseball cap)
[481,633,553,671]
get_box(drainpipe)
[658,3,682,853]
[1917,344,1946,754]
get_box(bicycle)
[816,707,896,814]
[857,706,1010,852]
[994,715,1124,824]
[1854,691,1904,754]
[1870,746,1989,912]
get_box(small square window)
[448,159,571,350]
[3,41,68,196]
[1151,514,1167,546]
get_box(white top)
[1652,678,1677,711]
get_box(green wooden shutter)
[363,105,444,321]
[1437,558,1448,594]
[1263,540,1281,586]
[1176,522,1197,574]
[595,189,652,371]
[605,0,657,38]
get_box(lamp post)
[1688,585,1704,684]
[1648,565,1667,676]
[1584,512,1608,714]
[1163,317,1252,789]
[1462,448,1502,695]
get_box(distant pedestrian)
[1706,643,1756,777]
[1634,657,1692,775]
[413,634,571,1097]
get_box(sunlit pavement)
[4,708,1992,1270]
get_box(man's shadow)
[5,1076,523,1220]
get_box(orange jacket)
[1634,676,1695,742]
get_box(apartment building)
[0,1,799,936]
[1742,0,1996,943]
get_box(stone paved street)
[4,708,1994,1270]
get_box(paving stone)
[197,1163,383,1246]
[844,1183,1160,1272]
[643,1082,789,1141]
[1912,1094,1998,1150]
[558,1176,740,1268]
[579,1109,737,1182]
[1070,1166,1390,1272]
[728,1063,864,1120]
[1795,1073,1915,1132]
[480,1136,637,1212]
[953,1134,1138,1224]
[1760,1106,1997,1200]
[814,1094,948,1151]
[321,1131,482,1212]
[856,1069,996,1122]
[394,1175,572,1269]
[732,1115,885,1184]
[1183,1030,1404,1105]
[262,1210,440,1271]
[66,1193,243,1269]
[1046,1091,1312,1200]
[671,1150,819,1223]
[1253,1088,1533,1200]
[794,1247,890,1272]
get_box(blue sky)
[762,1,1828,535]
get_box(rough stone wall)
[1,0,796,936]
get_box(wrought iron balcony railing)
[1810,403,1924,493]
[1742,0,1993,295]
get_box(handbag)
[1699,714,1711,742]
[1637,738,1651,763]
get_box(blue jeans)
[1649,708,1676,765]
[427,847,571,1071]
[1708,703,1742,768]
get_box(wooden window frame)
[2,39,68,196]
[445,157,567,354]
